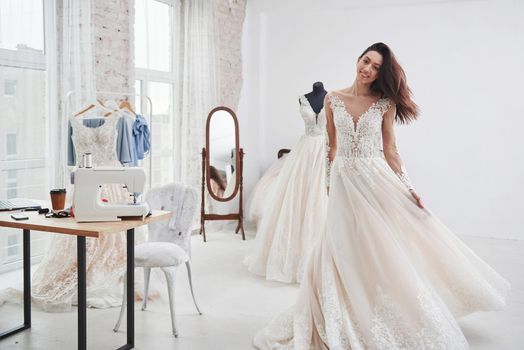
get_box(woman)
[253,42,509,349]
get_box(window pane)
[7,235,19,259]
[6,134,16,156]
[134,0,147,69]
[0,0,44,51]
[148,1,171,71]
[134,0,171,71]
[4,80,17,96]
[148,81,173,187]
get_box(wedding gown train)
[246,154,287,226]
[253,93,510,349]
[244,95,329,284]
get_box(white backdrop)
[238,0,524,239]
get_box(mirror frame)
[205,106,240,202]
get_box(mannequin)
[301,81,327,123]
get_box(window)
[135,0,177,188]
[6,169,17,199]
[0,0,53,273]
[6,133,17,157]
[7,234,19,262]
[4,80,17,96]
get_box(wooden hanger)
[74,99,111,117]
[119,100,136,116]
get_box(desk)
[0,210,171,350]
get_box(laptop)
[0,198,42,212]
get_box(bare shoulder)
[333,88,352,97]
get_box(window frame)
[0,0,58,274]
[134,0,181,185]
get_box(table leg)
[0,229,31,340]
[23,229,31,326]
[117,228,134,350]
[77,236,87,350]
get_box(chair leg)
[141,267,151,311]
[185,262,202,315]
[162,268,179,337]
[113,272,127,332]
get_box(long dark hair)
[209,166,227,192]
[359,42,419,124]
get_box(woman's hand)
[410,190,424,209]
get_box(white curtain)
[56,0,96,187]
[177,0,219,187]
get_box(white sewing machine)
[73,167,150,222]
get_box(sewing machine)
[73,167,150,222]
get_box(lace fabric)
[69,113,120,167]
[328,93,389,161]
[299,95,326,137]
[30,112,132,311]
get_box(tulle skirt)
[245,134,328,284]
[246,155,287,225]
[254,156,510,349]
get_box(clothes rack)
[64,90,154,188]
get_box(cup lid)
[50,188,66,194]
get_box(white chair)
[113,183,202,337]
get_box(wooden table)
[0,210,171,350]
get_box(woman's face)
[356,50,383,84]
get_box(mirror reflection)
[208,109,237,199]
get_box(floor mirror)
[200,106,245,242]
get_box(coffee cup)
[50,188,67,213]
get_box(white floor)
[0,230,523,349]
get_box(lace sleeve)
[382,101,415,191]
[396,165,414,191]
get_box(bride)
[253,42,510,349]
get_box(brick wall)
[213,0,247,110]
[92,0,134,95]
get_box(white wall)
[238,0,524,239]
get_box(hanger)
[74,99,112,117]
[119,100,136,116]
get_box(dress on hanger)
[253,93,510,349]
[31,112,130,311]
[244,95,329,284]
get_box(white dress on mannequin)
[244,95,329,284]
[253,93,510,349]
[31,113,129,311]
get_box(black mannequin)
[300,81,327,123]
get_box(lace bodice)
[69,114,120,166]
[299,95,326,137]
[328,93,390,160]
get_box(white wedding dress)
[246,154,287,225]
[244,95,329,284]
[31,113,129,311]
[253,93,510,349]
